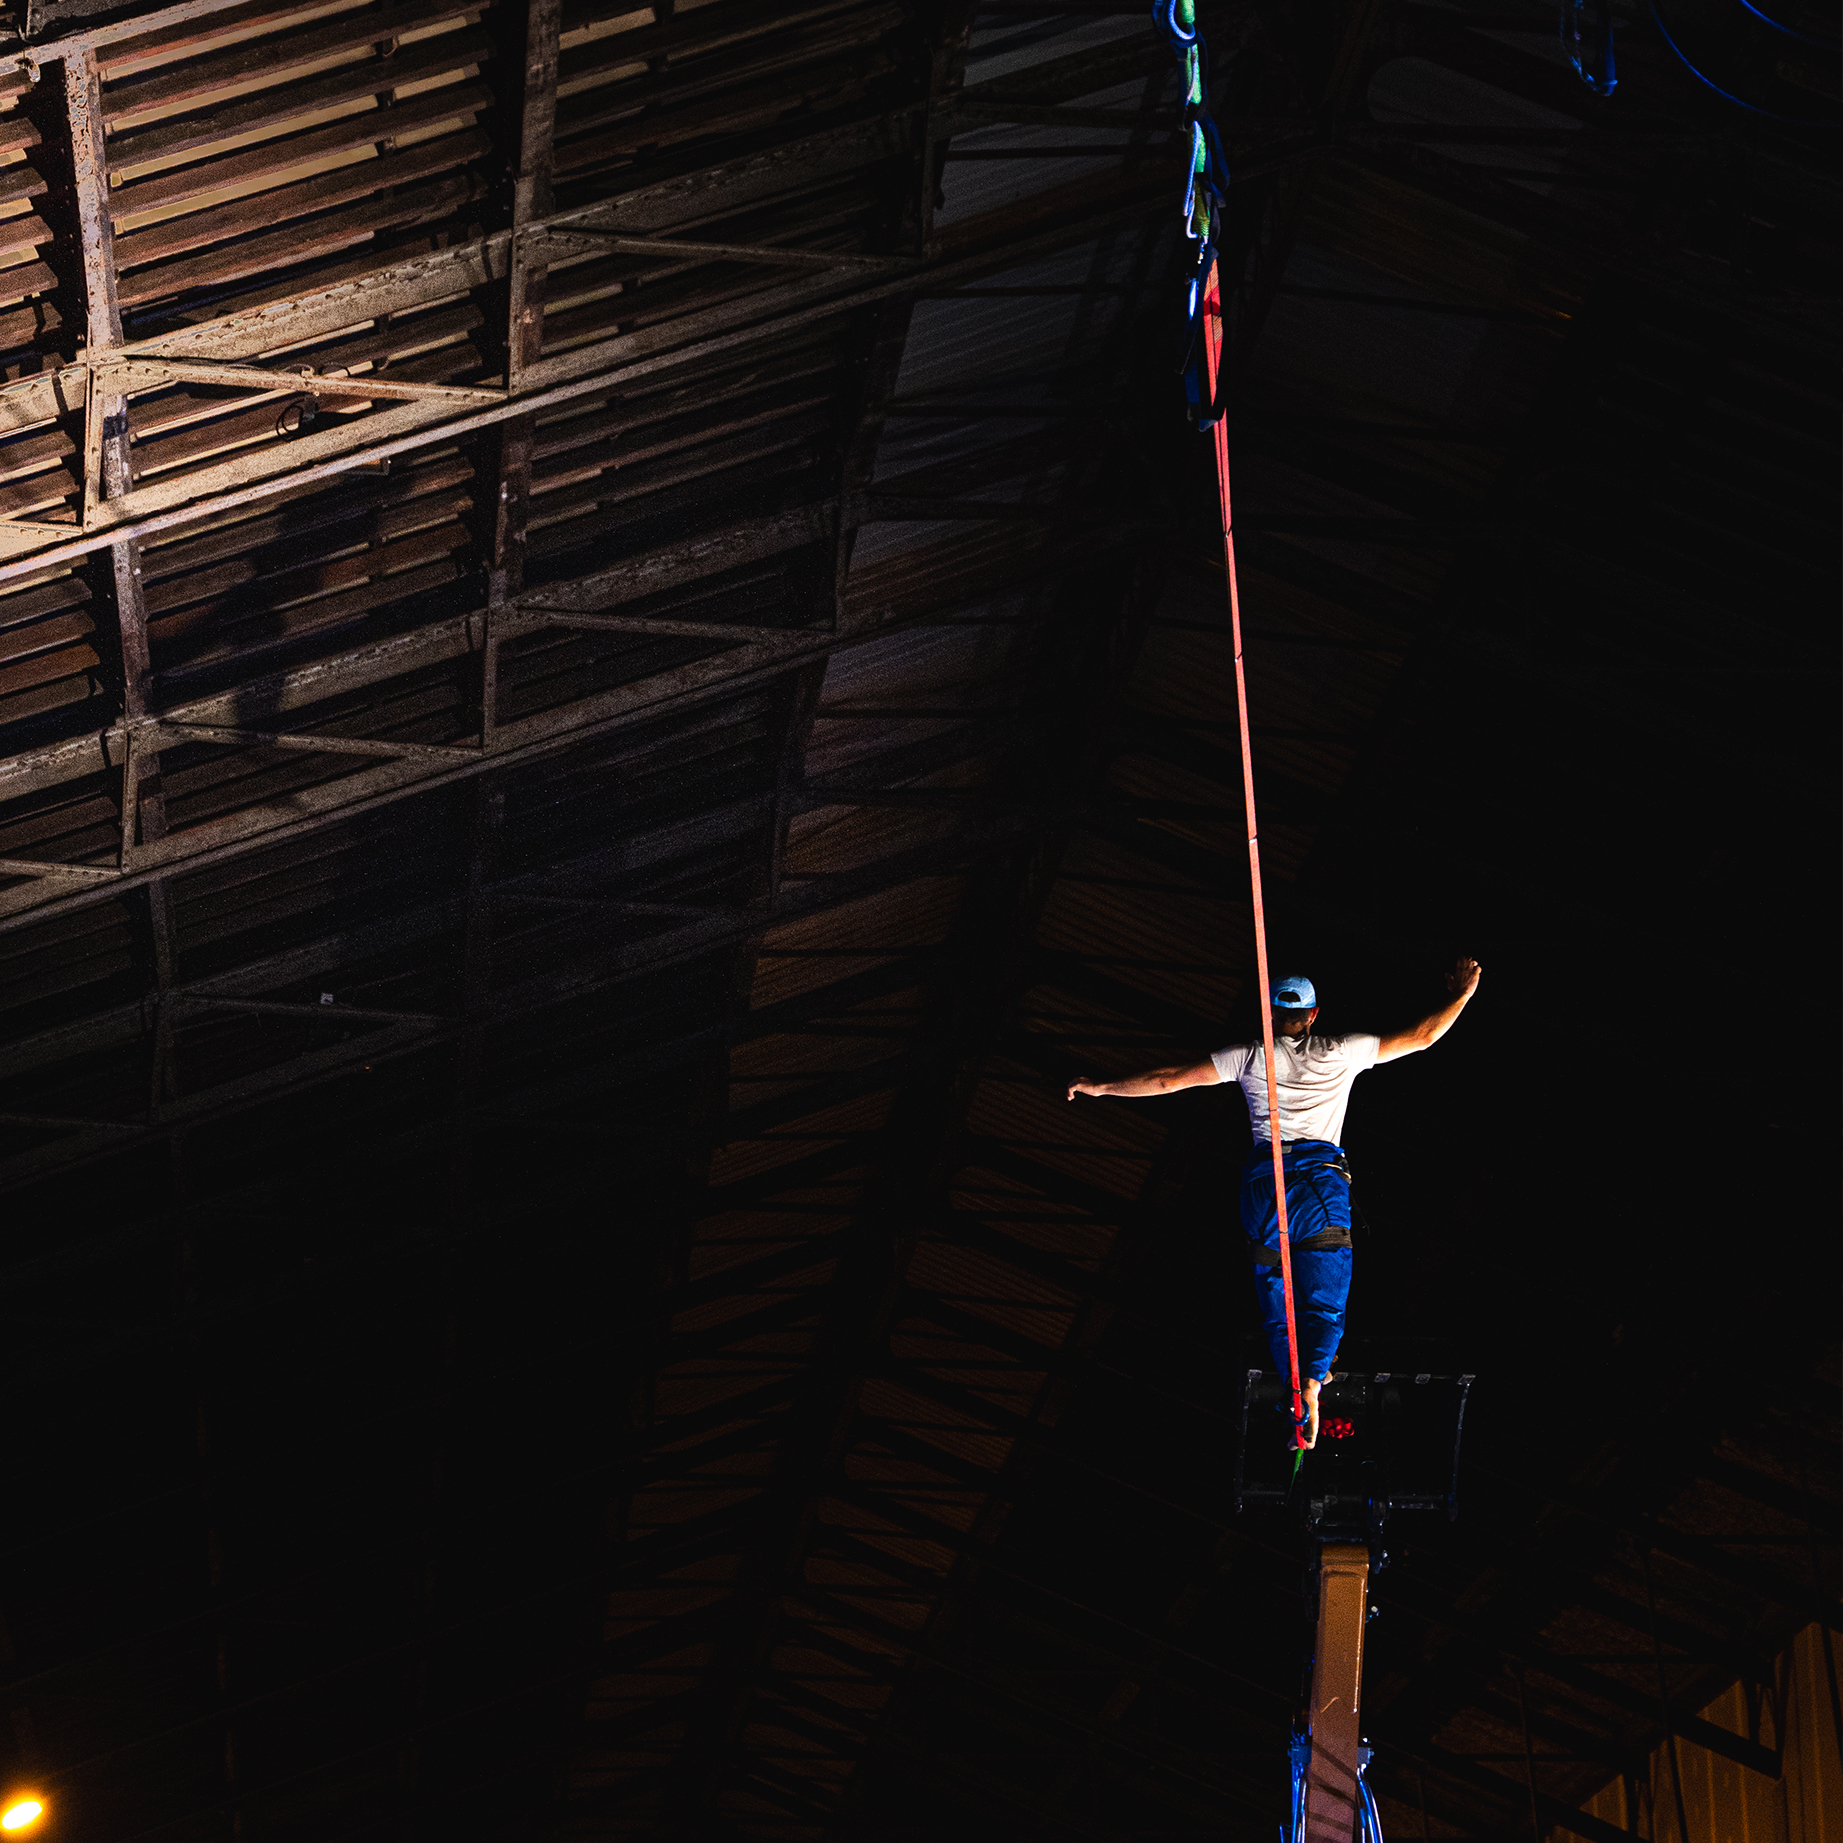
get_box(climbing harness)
[1247,1230,1351,1266]
[1244,1146,1354,1264]
[1154,0,1307,1451]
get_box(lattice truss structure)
[0,0,1833,1840]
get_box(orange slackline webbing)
[1201,268,1307,1452]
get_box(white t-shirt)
[1210,1032,1381,1147]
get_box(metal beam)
[5,0,263,69]
[525,227,921,273]
[65,52,163,849]
[119,359,504,403]
[106,111,930,368]
[149,723,479,761]
[0,856,119,882]
[512,503,835,617]
[61,44,185,1130]
[0,162,1165,585]
[0,500,853,799]
[0,518,1135,933]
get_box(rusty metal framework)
[0,53,1173,919]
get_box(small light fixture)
[0,1798,43,1832]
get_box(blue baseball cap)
[1271,976,1317,1011]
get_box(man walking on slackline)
[1066,958,1481,1446]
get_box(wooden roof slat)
[556,3,906,139]
[0,169,47,214]
[114,125,492,276]
[0,609,96,668]
[0,639,99,699]
[100,0,373,76]
[149,519,471,647]
[0,466,80,522]
[115,165,491,309]
[0,263,63,311]
[145,494,473,613]
[558,0,874,93]
[138,453,473,580]
[114,80,496,221]
[0,428,78,490]
[0,577,90,629]
[102,0,498,123]
[556,48,907,177]
[109,24,496,173]
[0,219,52,266]
[152,550,465,680]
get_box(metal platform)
[1235,1369,1475,1530]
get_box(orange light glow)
[0,1799,43,1832]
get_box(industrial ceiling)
[0,0,1833,1839]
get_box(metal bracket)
[117,358,507,403]
[0,856,121,881]
[523,225,923,274]
[152,721,481,760]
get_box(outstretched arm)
[1376,956,1480,1064]
[1067,1060,1221,1101]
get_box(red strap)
[1201,268,1306,1450]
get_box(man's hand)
[1300,1376,1323,1450]
[1067,1078,1105,1101]
[1377,958,1482,1062]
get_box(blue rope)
[1732,0,1840,49]
[1153,0,1232,430]
[1284,1735,1387,1842]
[1359,1771,1387,1843]
[1285,1729,1309,1843]
[1357,1742,1386,1843]
[1649,0,1843,121]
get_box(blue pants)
[1242,1139,1352,1382]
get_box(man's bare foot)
[1301,1376,1322,1449]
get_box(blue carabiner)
[1561,0,1617,95]
[1187,235,1216,322]
[1155,0,1198,49]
